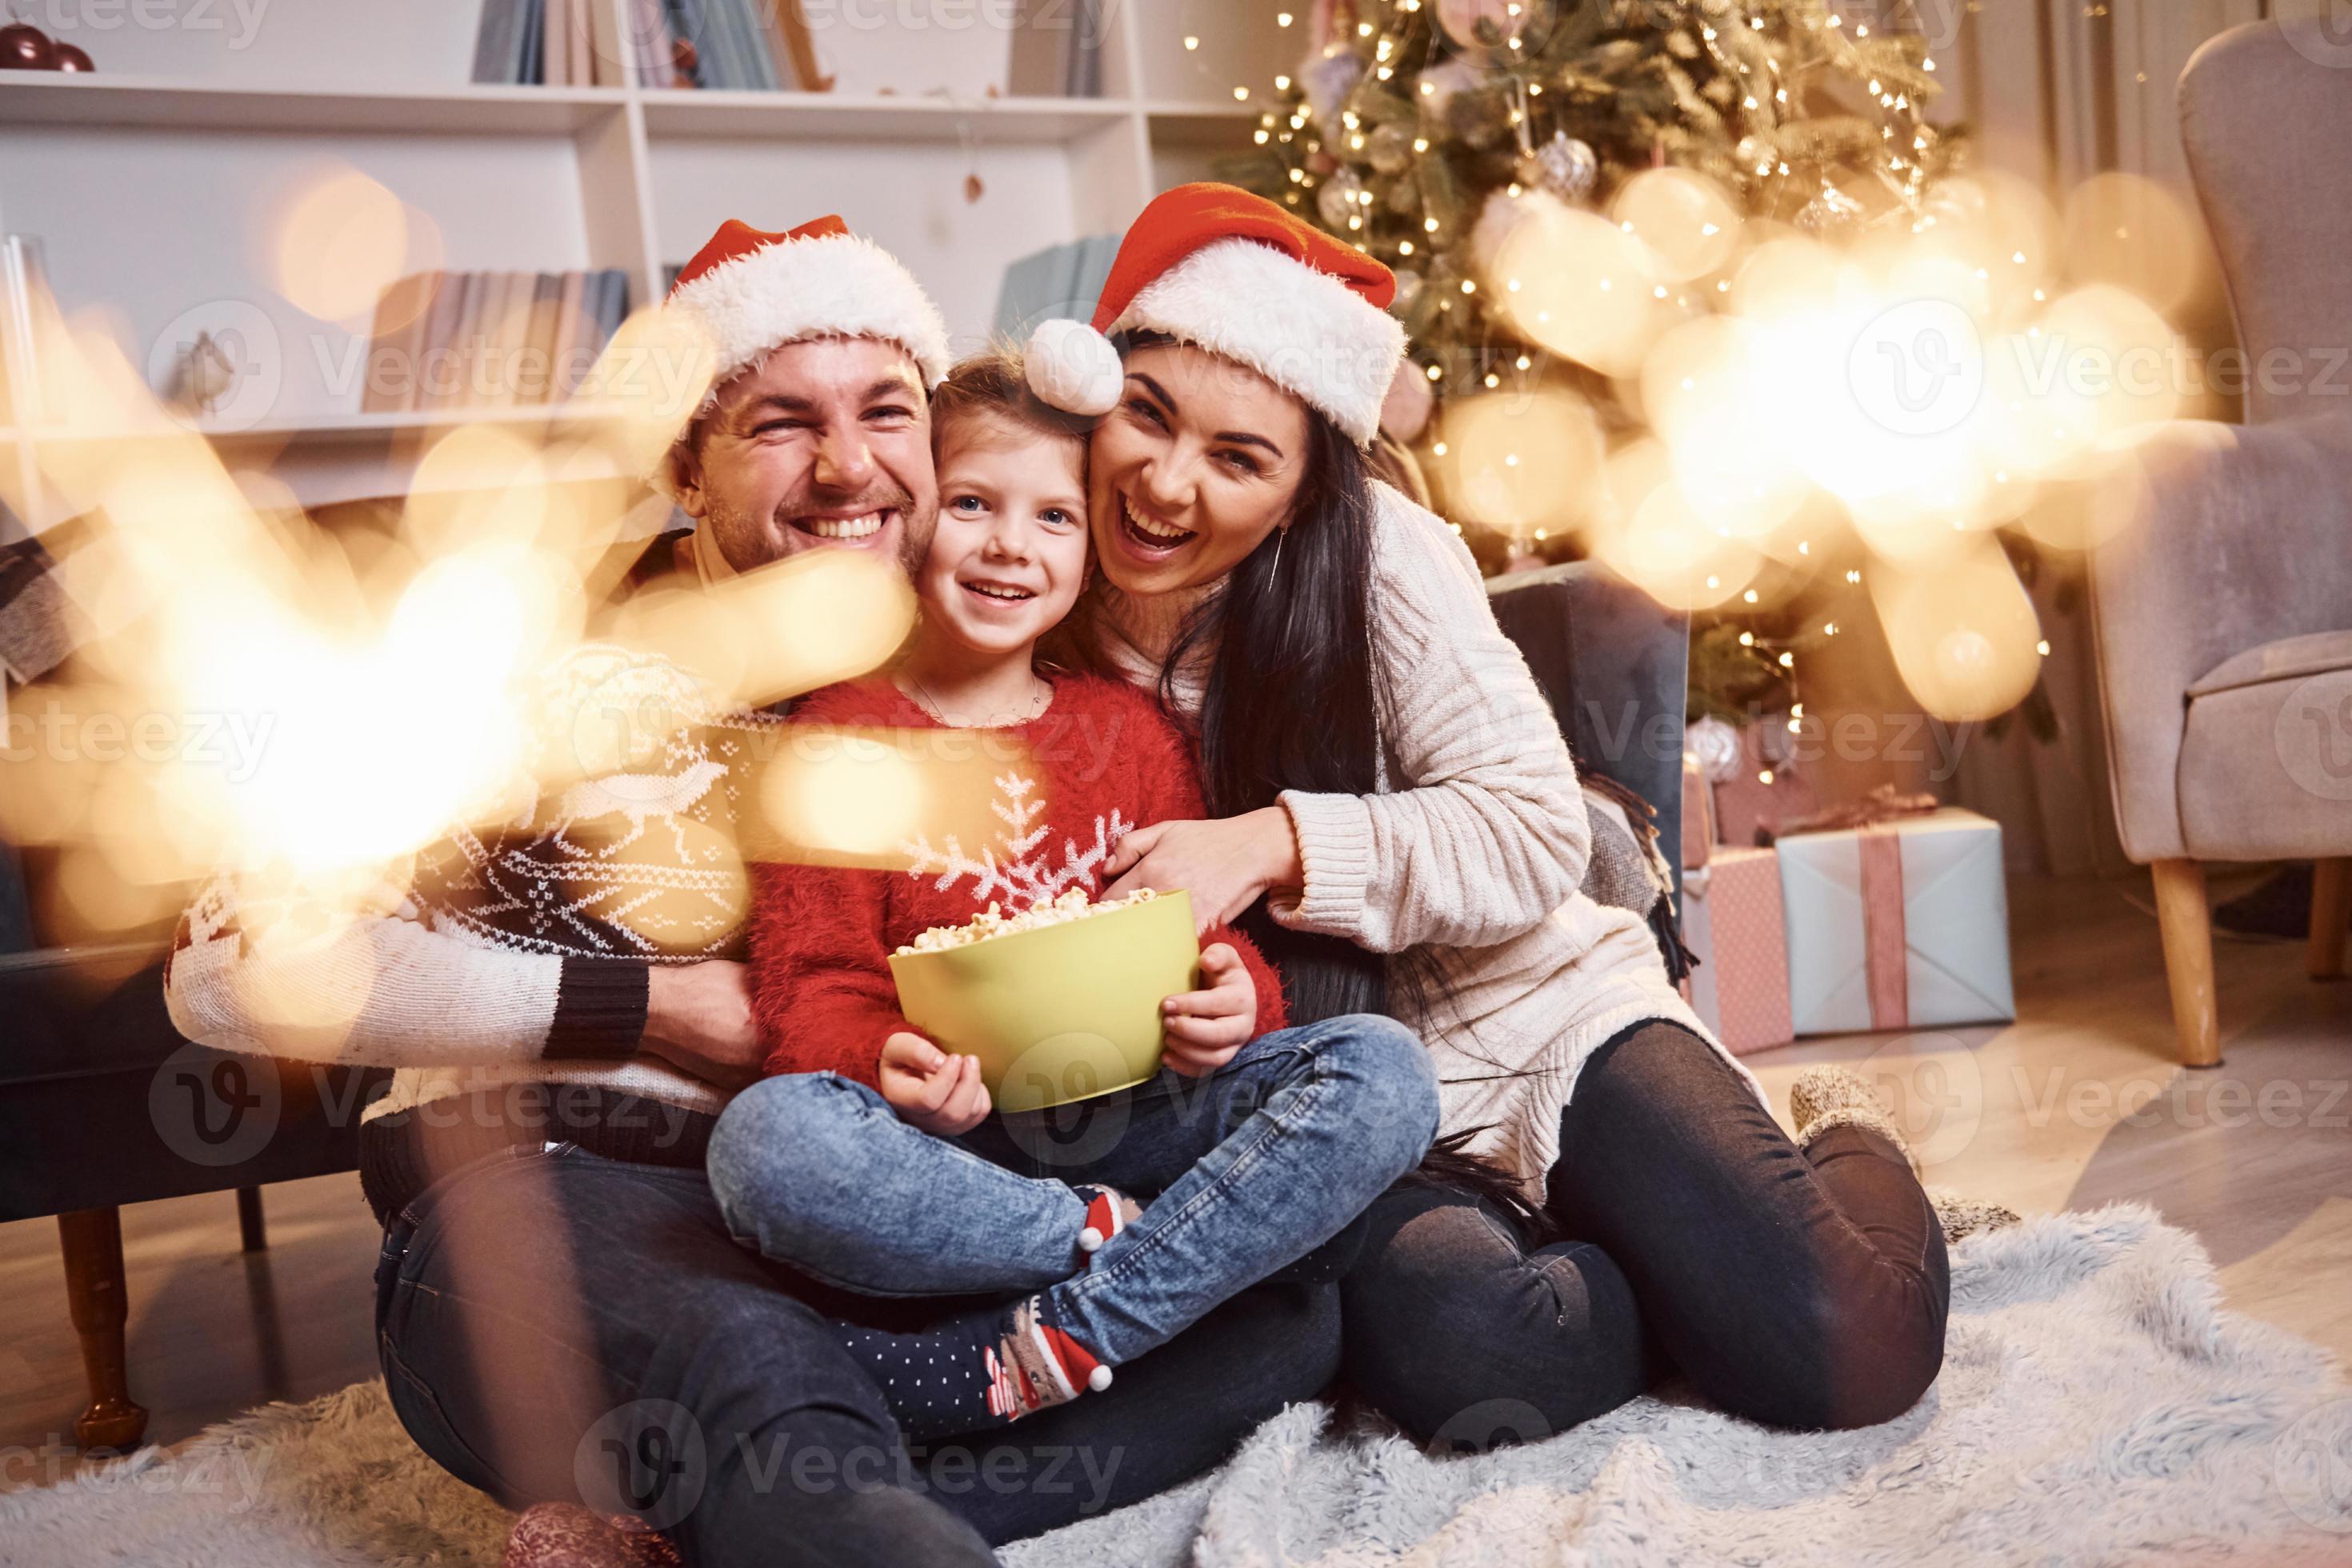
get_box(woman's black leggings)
[1340,1019,1949,1442]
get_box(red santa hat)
[663,215,951,394]
[1024,183,1407,447]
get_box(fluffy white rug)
[5,1205,2346,1566]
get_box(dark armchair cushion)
[1486,562,1690,899]
[0,942,384,1222]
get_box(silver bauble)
[1795,180,1866,237]
[1317,166,1366,229]
[1366,121,1417,176]
[1686,716,1743,784]
[1300,41,1363,122]
[1533,131,1598,202]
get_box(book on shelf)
[470,0,527,84]
[545,0,571,87]
[1006,0,1103,99]
[472,0,833,87]
[362,268,630,414]
[549,271,589,399]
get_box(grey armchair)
[2086,22,2352,1066]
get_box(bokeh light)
[271,165,442,329]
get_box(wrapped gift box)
[1681,754,1713,870]
[1774,807,2016,1036]
[1709,722,1820,847]
[1682,846,1794,1055]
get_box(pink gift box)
[1681,754,1712,870]
[1682,846,1795,1055]
[1710,722,1819,848]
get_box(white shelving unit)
[0,0,1290,527]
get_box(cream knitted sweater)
[1118,483,1752,1195]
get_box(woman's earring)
[1270,523,1290,579]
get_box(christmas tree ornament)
[1436,0,1553,55]
[1686,716,1743,784]
[1366,121,1417,176]
[163,331,239,418]
[959,121,985,205]
[1380,357,1436,444]
[52,40,92,70]
[1317,165,1366,229]
[1794,179,1866,237]
[0,18,54,68]
[1300,40,1363,121]
[1414,54,1486,118]
[1531,131,1599,202]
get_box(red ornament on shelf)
[0,21,56,69]
[54,40,93,70]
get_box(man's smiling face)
[670,336,939,577]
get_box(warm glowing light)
[273,166,440,328]
[1429,388,1603,546]
[1610,168,1743,282]
[1870,546,2044,721]
[1482,190,1669,377]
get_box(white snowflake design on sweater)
[901,769,1132,912]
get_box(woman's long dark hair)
[1162,404,1393,1027]
[1125,333,1543,1232]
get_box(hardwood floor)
[1742,870,2352,1366]
[1,870,2344,1493]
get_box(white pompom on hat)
[1022,183,1408,446]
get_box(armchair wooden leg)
[2151,858,2222,1069]
[236,1186,267,1253]
[2311,858,2350,982]
[57,1207,149,1452]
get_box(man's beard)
[702,482,933,578]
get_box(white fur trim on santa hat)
[666,230,951,391]
[1112,238,1407,446]
[1023,317,1124,417]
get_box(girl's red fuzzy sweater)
[748,671,1288,1086]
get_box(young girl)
[706,349,1438,1442]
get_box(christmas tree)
[1210,2,2098,738]
[1218,0,1953,401]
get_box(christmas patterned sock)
[837,1296,1110,1443]
[1074,1183,1142,1258]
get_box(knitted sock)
[1788,1065,1916,1170]
[1074,1183,1143,1258]
[1925,1185,2023,1244]
[837,1296,1110,1443]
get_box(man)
[166,216,1338,1568]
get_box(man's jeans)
[707,1015,1440,1365]
[374,1138,1343,1565]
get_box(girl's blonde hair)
[929,342,1096,458]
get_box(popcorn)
[896,888,1160,955]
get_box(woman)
[1023,184,1954,1442]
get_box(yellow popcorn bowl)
[888,892,1199,1113]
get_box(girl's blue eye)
[950,494,985,513]
[1041,508,1074,527]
